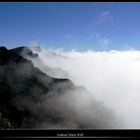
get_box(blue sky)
[1,2,140,51]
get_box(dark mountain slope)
[11,46,38,58]
[0,46,75,128]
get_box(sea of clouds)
[28,47,140,128]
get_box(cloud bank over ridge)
[27,47,140,129]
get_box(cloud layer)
[28,47,140,128]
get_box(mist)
[24,47,140,129]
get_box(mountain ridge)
[0,46,78,128]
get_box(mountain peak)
[11,46,38,58]
[0,46,7,51]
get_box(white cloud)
[30,48,140,128]
[101,10,110,17]
[94,10,111,25]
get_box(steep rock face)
[0,46,75,128]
